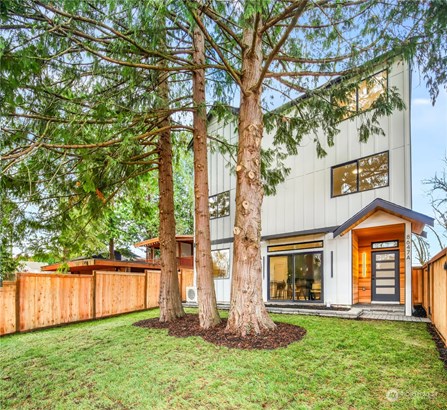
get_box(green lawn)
[1,309,446,409]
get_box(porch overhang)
[135,235,194,249]
[333,198,434,238]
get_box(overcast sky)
[411,70,447,257]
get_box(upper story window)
[209,191,230,218]
[337,70,388,119]
[331,151,389,197]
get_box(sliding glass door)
[268,252,323,302]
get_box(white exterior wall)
[206,60,412,305]
[322,233,352,306]
[261,60,411,235]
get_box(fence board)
[412,267,423,305]
[0,282,17,335]
[431,253,447,345]
[146,270,160,308]
[95,271,146,318]
[180,269,194,301]
[17,273,94,332]
[420,249,447,346]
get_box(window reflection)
[269,253,322,302]
[332,161,358,196]
[358,71,387,111]
[335,70,387,119]
[209,195,218,218]
[211,249,230,278]
[358,152,388,191]
[332,151,389,197]
[209,191,230,219]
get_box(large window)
[211,249,230,279]
[332,151,389,197]
[269,252,322,302]
[336,70,388,119]
[209,191,230,219]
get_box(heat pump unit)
[186,286,197,303]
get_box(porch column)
[405,222,412,316]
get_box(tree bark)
[193,23,221,329]
[226,20,276,336]
[157,70,185,322]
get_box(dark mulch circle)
[427,323,447,369]
[133,314,306,350]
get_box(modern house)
[204,58,434,316]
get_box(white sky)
[411,70,447,257]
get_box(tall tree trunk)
[226,20,276,336]
[193,23,221,329]
[157,71,185,322]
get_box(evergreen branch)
[197,2,243,48]
[185,3,242,87]
[262,0,310,33]
[258,0,309,88]
[34,1,190,66]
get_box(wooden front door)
[372,251,400,302]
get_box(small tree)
[425,156,447,250]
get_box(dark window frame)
[209,191,230,219]
[331,150,389,198]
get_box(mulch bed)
[133,314,306,350]
[427,323,447,369]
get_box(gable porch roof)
[332,198,434,238]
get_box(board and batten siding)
[207,119,237,242]
[207,60,411,241]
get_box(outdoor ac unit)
[186,286,197,303]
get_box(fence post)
[144,270,148,310]
[15,273,20,333]
[92,271,97,319]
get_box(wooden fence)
[418,248,447,347]
[412,267,423,306]
[0,268,193,336]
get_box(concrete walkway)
[183,302,430,323]
[357,304,430,322]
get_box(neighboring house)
[21,261,47,273]
[204,58,434,316]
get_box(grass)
[1,309,446,409]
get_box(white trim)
[348,231,353,306]
[405,222,413,316]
